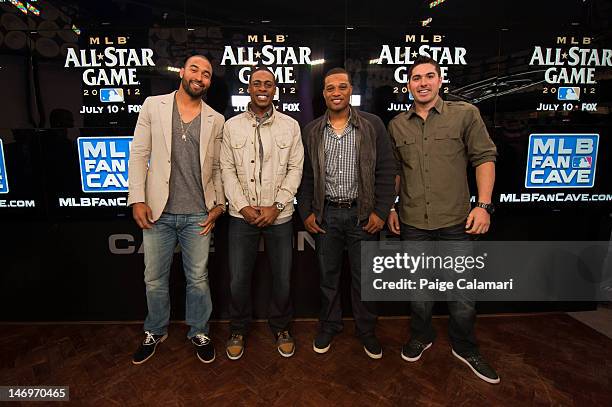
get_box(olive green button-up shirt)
[388,97,497,230]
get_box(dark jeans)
[228,217,293,335]
[314,205,378,338]
[400,222,478,356]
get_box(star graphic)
[97,53,104,60]
[561,52,568,59]
[411,51,418,58]
[255,51,261,58]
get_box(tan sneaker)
[276,331,295,357]
[226,333,244,360]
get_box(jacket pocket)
[275,134,292,173]
[230,135,248,166]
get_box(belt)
[325,199,357,209]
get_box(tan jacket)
[220,107,303,221]
[127,92,225,221]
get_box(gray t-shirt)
[163,98,206,214]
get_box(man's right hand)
[240,206,260,224]
[132,202,154,229]
[387,210,400,235]
[304,213,326,234]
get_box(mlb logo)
[572,156,592,169]
[100,88,125,103]
[77,137,132,193]
[557,87,580,101]
[525,134,599,188]
[0,139,8,194]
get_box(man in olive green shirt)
[387,56,500,384]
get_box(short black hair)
[249,66,276,84]
[324,67,352,85]
[408,55,441,80]
[183,54,211,68]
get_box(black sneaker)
[313,331,333,354]
[132,331,167,365]
[401,339,432,362]
[452,349,500,384]
[362,335,383,359]
[192,333,215,363]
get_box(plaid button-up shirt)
[324,121,358,201]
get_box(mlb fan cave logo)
[0,139,8,193]
[525,134,599,188]
[77,137,132,192]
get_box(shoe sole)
[196,351,216,364]
[278,347,295,358]
[226,347,244,360]
[400,342,432,362]
[363,346,383,359]
[132,334,168,365]
[451,349,500,384]
[312,341,331,354]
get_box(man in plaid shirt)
[297,68,396,359]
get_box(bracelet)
[390,207,396,212]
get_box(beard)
[181,77,206,98]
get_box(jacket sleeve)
[372,115,397,221]
[220,124,250,212]
[211,114,226,209]
[296,123,315,222]
[127,97,152,206]
[275,120,304,205]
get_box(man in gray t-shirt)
[128,55,226,365]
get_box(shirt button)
[251,160,254,163]
[424,214,428,219]
[424,153,428,157]
[425,169,429,172]
[167,160,171,163]
[250,179,254,182]
[424,137,428,141]
[252,198,255,201]
[427,202,430,205]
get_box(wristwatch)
[475,202,495,215]
[274,201,286,212]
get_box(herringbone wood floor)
[1,314,610,406]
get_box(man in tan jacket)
[221,67,303,360]
[128,55,225,365]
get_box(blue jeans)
[228,217,293,335]
[314,205,378,338]
[400,222,478,355]
[142,212,212,339]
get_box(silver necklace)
[179,117,194,141]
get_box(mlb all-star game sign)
[220,33,315,114]
[530,35,611,113]
[63,34,156,123]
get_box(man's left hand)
[253,206,280,228]
[363,212,385,234]
[198,206,225,235]
[465,207,490,234]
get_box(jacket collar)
[323,105,360,129]
[246,103,276,125]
